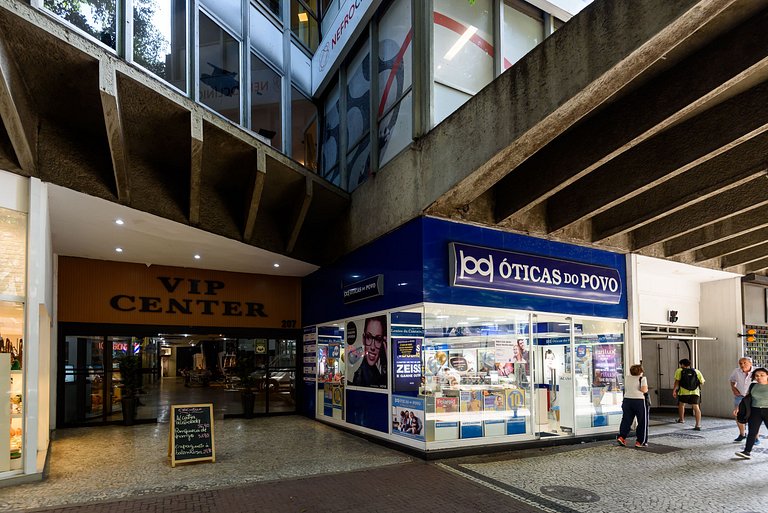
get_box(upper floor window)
[133,0,188,93]
[199,13,241,124]
[44,0,117,49]
[260,0,282,19]
[501,0,544,71]
[291,0,320,52]
[433,0,493,125]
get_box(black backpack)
[679,367,700,390]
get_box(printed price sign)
[169,403,215,467]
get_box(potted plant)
[234,353,258,418]
[116,353,142,425]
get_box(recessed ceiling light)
[194,254,201,260]
[115,218,124,225]
[115,247,123,253]
[273,263,280,268]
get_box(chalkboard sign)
[169,403,215,467]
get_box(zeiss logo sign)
[449,243,622,304]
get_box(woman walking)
[735,367,768,459]
[617,364,649,448]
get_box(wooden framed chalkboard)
[169,403,215,467]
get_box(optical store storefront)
[302,217,628,452]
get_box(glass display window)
[0,301,24,472]
[0,207,27,298]
[316,325,344,419]
[0,206,26,473]
[420,304,533,442]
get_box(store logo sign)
[449,243,622,304]
[342,275,383,304]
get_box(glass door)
[531,314,574,437]
[62,336,106,425]
[266,338,297,413]
[572,319,626,432]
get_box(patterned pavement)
[0,414,764,512]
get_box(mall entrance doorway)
[57,325,300,427]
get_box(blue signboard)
[342,275,384,304]
[449,243,622,304]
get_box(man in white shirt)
[729,357,758,442]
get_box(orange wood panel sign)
[58,257,300,329]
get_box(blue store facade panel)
[302,217,628,453]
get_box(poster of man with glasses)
[348,315,388,388]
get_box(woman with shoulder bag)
[617,364,649,448]
[735,367,768,459]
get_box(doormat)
[634,443,681,455]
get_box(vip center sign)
[449,243,622,304]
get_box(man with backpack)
[673,358,706,430]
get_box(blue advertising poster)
[392,395,425,441]
[394,338,422,393]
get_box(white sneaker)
[735,451,752,459]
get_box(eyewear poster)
[394,338,422,393]
[346,315,388,389]
[392,395,425,441]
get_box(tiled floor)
[2,413,766,512]
[0,416,412,511]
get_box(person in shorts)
[673,358,706,430]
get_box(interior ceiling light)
[444,25,478,61]
[298,11,308,23]
[273,263,280,268]
[194,254,201,260]
[115,247,123,253]
[115,218,124,225]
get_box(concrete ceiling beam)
[190,109,203,226]
[722,241,768,268]
[286,176,312,254]
[591,133,768,241]
[494,6,768,227]
[546,78,768,234]
[243,149,266,243]
[744,257,768,274]
[99,58,130,204]
[632,176,768,250]
[692,226,768,262]
[663,203,768,257]
[0,22,36,174]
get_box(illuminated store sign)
[449,242,622,304]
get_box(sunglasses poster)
[347,315,388,388]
